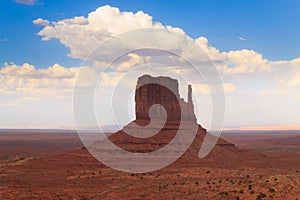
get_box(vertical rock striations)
[135,74,196,123]
[97,74,237,163]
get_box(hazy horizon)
[1,124,300,132]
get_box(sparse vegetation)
[256,193,267,200]
[219,191,229,196]
[269,188,275,193]
[248,184,252,190]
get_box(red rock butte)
[103,74,243,165]
[135,74,196,122]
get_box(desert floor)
[0,130,300,200]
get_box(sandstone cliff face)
[135,75,196,122]
[100,75,238,164]
[107,74,208,155]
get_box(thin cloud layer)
[0,38,8,42]
[15,0,36,5]
[1,62,77,79]
[33,18,50,26]
[194,82,236,95]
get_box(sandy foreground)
[0,130,299,200]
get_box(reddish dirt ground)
[0,130,300,199]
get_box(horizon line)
[0,124,300,132]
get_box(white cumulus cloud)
[34,5,282,77]
[3,5,299,128]
[0,63,79,98]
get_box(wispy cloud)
[15,0,36,5]
[33,18,50,26]
[237,36,246,41]
[0,38,7,42]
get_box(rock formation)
[135,75,196,122]
[93,74,240,167]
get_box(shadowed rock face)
[101,75,237,162]
[135,74,196,122]
[107,74,207,155]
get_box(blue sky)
[0,0,300,129]
[1,0,300,68]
